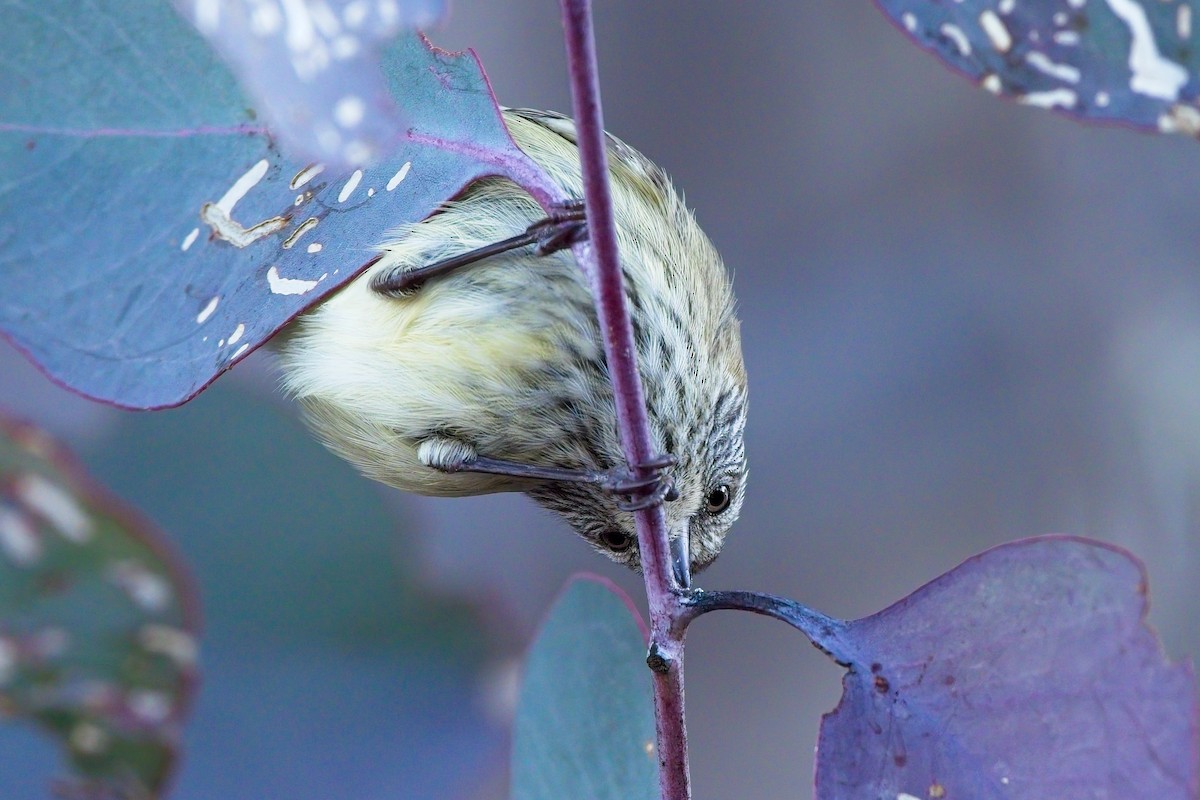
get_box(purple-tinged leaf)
[876,0,1200,136]
[816,537,1197,799]
[0,0,564,410]
[0,414,200,799]
[684,536,1196,796]
[169,0,445,169]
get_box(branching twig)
[557,5,852,798]
[557,1,691,797]
[679,591,854,667]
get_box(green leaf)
[511,576,657,800]
[0,414,199,799]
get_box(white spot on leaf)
[69,723,109,755]
[181,227,200,252]
[15,474,92,543]
[334,95,366,128]
[196,296,220,325]
[940,23,972,56]
[332,34,361,59]
[283,217,319,249]
[194,0,219,33]
[0,505,40,567]
[309,0,341,37]
[344,0,369,28]
[1105,0,1189,100]
[215,159,269,215]
[290,163,325,190]
[338,169,364,203]
[127,689,172,724]
[250,1,283,35]
[200,159,289,248]
[1026,51,1082,83]
[386,161,412,191]
[267,265,324,295]
[139,624,198,667]
[228,323,245,345]
[1158,103,1200,134]
[282,0,317,52]
[1020,88,1079,108]
[201,207,288,249]
[107,561,172,612]
[980,10,1013,52]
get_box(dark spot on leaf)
[893,753,907,767]
[943,675,955,686]
[870,662,882,673]
[874,675,890,694]
[25,140,35,150]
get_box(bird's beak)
[670,531,691,589]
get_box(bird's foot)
[420,438,677,511]
[371,201,587,295]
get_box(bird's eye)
[704,484,733,515]
[600,530,634,552]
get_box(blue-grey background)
[2,1,1198,797]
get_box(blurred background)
[2,1,1199,797]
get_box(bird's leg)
[420,437,677,511]
[371,200,587,296]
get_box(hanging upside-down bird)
[277,108,747,586]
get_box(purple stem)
[557,1,691,798]
[679,590,854,666]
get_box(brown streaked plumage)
[278,108,747,576]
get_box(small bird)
[277,108,746,585]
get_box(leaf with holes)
[876,0,1200,135]
[511,576,658,800]
[168,0,446,169]
[810,537,1198,799]
[0,0,563,410]
[0,414,199,799]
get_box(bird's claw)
[531,200,588,255]
[428,444,677,512]
[601,453,679,512]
